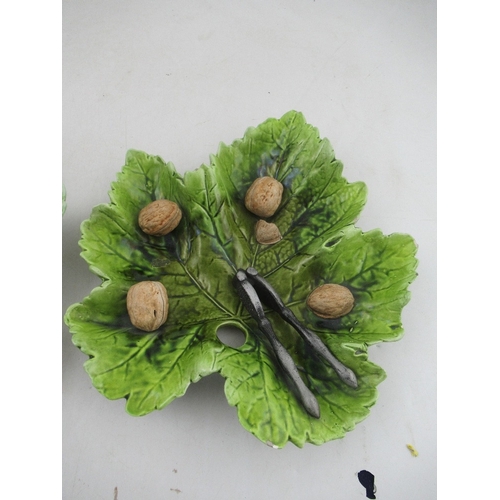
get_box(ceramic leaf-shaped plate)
[65,110,417,448]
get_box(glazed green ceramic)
[64,111,418,448]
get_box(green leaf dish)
[64,111,418,448]
[62,183,67,216]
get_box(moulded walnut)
[127,281,169,332]
[138,199,182,236]
[255,219,282,245]
[244,177,283,218]
[306,284,354,319]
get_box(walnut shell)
[255,220,282,245]
[138,199,182,236]
[244,177,283,218]
[127,281,169,332]
[306,284,354,319]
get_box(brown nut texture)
[138,199,182,236]
[244,176,283,218]
[127,281,169,332]
[255,220,282,245]
[306,284,354,319]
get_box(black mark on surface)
[358,470,376,499]
[170,488,181,493]
[324,237,341,248]
[113,486,118,500]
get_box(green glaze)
[62,184,67,215]
[64,111,418,448]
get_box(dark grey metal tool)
[232,267,359,419]
[233,269,321,419]
[245,267,358,389]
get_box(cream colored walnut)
[306,284,355,319]
[244,177,283,218]
[127,281,169,332]
[138,199,182,236]
[255,220,282,245]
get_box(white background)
[62,1,436,499]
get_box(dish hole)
[217,325,246,348]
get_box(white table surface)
[62,1,436,498]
